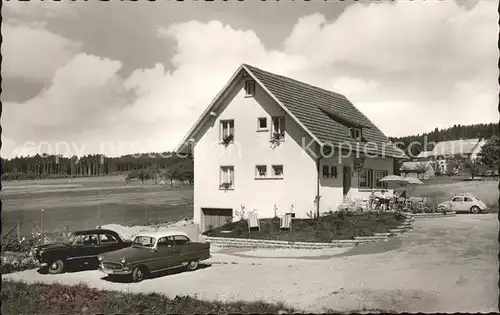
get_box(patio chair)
[354,198,366,211]
[247,212,260,232]
[280,213,293,230]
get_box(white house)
[428,138,486,173]
[175,64,406,232]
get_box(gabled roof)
[416,151,432,159]
[430,138,481,157]
[176,64,406,158]
[400,161,432,172]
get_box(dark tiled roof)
[244,64,404,158]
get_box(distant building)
[415,150,432,161]
[399,161,435,179]
[426,138,486,174]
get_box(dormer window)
[349,128,361,141]
[245,80,256,97]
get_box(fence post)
[97,204,101,228]
[16,221,21,242]
[41,209,45,245]
[145,204,149,226]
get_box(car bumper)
[98,265,132,275]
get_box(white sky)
[1,0,498,158]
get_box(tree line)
[1,152,193,181]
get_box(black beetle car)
[33,229,132,274]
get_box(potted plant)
[220,182,232,190]
[270,131,284,144]
[221,134,234,146]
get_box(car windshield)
[65,233,81,245]
[133,236,156,247]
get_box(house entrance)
[201,208,233,232]
[343,166,351,195]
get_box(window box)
[271,117,285,143]
[220,120,234,145]
[220,166,234,190]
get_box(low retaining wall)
[205,216,415,249]
[409,211,456,218]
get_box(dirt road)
[4,214,498,312]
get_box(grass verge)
[203,211,406,242]
[1,281,295,315]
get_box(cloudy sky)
[2,0,498,158]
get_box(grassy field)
[1,176,193,237]
[412,177,499,209]
[1,281,294,315]
[2,174,497,238]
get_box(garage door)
[202,208,233,232]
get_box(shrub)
[337,210,346,220]
[1,281,296,315]
[393,211,405,221]
[317,230,334,242]
[1,253,38,274]
[233,226,245,236]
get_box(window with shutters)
[322,165,338,179]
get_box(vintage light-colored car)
[438,193,488,214]
[98,231,211,282]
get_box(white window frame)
[257,117,268,131]
[244,80,256,97]
[271,165,284,178]
[220,120,235,142]
[374,170,388,189]
[349,128,362,141]
[219,166,234,190]
[255,165,267,178]
[358,169,369,188]
[271,116,286,141]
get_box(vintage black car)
[33,229,132,274]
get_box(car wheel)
[131,267,146,283]
[470,206,480,214]
[48,260,65,274]
[186,260,199,271]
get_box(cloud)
[2,23,82,81]
[3,1,498,158]
[3,1,83,20]
[330,77,379,102]
[284,1,497,73]
[3,54,127,149]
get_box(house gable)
[175,64,405,159]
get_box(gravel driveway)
[4,214,498,313]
